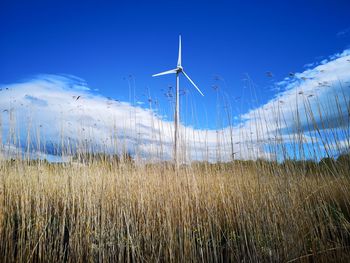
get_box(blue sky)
[0,1,350,161]
[1,0,350,127]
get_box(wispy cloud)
[337,27,350,38]
[240,49,350,159]
[0,75,234,162]
[1,49,350,162]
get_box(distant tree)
[337,153,350,176]
[319,157,337,173]
[337,153,350,163]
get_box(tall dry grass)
[0,160,350,262]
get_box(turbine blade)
[182,71,204,96]
[177,35,182,67]
[152,69,177,77]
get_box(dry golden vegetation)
[0,159,350,262]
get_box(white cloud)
[0,75,248,162]
[239,49,350,159]
[1,49,349,162]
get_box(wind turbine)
[152,35,204,168]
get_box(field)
[0,158,350,262]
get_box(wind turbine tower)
[153,35,204,168]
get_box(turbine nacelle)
[152,35,204,96]
[176,66,183,73]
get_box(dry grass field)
[0,159,349,262]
